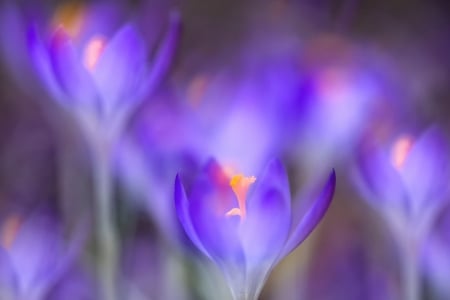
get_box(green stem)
[93,139,118,300]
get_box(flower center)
[391,135,413,170]
[83,36,106,71]
[226,174,256,219]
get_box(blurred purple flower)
[285,35,383,178]
[0,213,86,300]
[355,125,450,300]
[0,1,127,99]
[27,10,179,139]
[175,159,335,300]
[356,126,450,235]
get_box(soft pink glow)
[1,214,21,249]
[391,135,414,170]
[83,36,106,71]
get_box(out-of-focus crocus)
[0,213,85,300]
[355,125,450,300]
[356,126,449,238]
[27,11,179,142]
[288,35,380,179]
[175,159,335,300]
[26,10,179,300]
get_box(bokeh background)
[0,0,449,299]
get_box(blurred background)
[0,0,449,299]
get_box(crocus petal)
[1,4,37,91]
[92,24,147,118]
[9,216,63,295]
[280,169,336,258]
[174,174,209,258]
[242,159,291,265]
[38,217,90,298]
[401,126,450,215]
[237,160,292,298]
[142,11,180,97]
[242,187,291,299]
[0,247,17,299]
[180,159,247,298]
[27,26,66,102]
[49,28,98,111]
[187,161,243,264]
[356,146,407,211]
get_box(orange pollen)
[83,36,106,71]
[391,135,414,170]
[226,174,256,219]
[52,2,85,38]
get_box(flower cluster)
[0,1,449,300]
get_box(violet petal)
[91,24,147,118]
[280,169,336,258]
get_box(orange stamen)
[391,135,414,170]
[226,174,256,219]
[83,36,106,71]
[52,2,85,38]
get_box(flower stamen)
[83,36,106,71]
[226,174,256,219]
[391,135,413,170]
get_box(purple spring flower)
[355,125,450,300]
[175,159,335,300]
[0,214,85,300]
[356,126,450,236]
[27,10,179,139]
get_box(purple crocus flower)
[356,126,449,237]
[355,125,450,300]
[27,11,179,141]
[25,11,179,299]
[175,159,335,300]
[0,213,85,300]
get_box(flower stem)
[93,140,118,300]
[401,240,420,300]
[232,285,260,300]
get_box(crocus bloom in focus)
[175,159,335,300]
[28,13,179,140]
